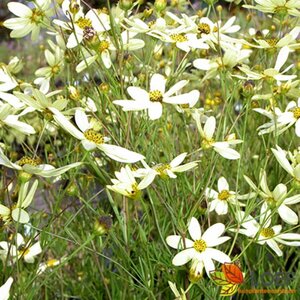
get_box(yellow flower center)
[18,156,41,166]
[292,107,300,119]
[18,246,30,257]
[51,65,60,75]
[84,129,104,144]
[266,38,278,47]
[149,90,163,102]
[99,40,109,52]
[128,183,141,199]
[266,196,277,209]
[218,190,230,201]
[201,138,214,149]
[154,164,171,177]
[170,34,187,42]
[274,6,288,17]
[260,227,275,238]
[193,239,207,252]
[198,23,210,34]
[47,259,59,267]
[76,17,92,29]
[30,9,44,24]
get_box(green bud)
[119,0,133,11]
[154,0,167,13]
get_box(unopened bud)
[154,0,167,13]
[94,215,113,235]
[119,0,133,11]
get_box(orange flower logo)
[210,263,244,296]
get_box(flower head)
[166,217,231,276]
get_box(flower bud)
[154,0,167,13]
[119,0,133,11]
[94,215,113,235]
[189,259,204,283]
[18,171,32,183]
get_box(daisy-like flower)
[0,233,42,265]
[0,180,38,224]
[113,73,200,120]
[135,153,198,180]
[3,0,53,40]
[248,27,300,50]
[14,88,68,116]
[232,211,300,256]
[0,148,82,179]
[76,30,145,72]
[205,177,254,215]
[34,40,65,93]
[243,0,300,17]
[193,44,252,81]
[192,112,242,160]
[37,257,65,275]
[236,46,296,82]
[165,13,241,49]
[245,169,300,224]
[166,217,231,276]
[277,98,300,137]
[107,166,155,199]
[50,108,144,163]
[271,145,300,183]
[54,5,110,49]
[252,106,286,136]
[0,277,13,300]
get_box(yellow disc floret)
[18,156,41,166]
[292,107,300,119]
[198,23,210,34]
[84,129,104,144]
[260,227,275,238]
[193,239,207,252]
[76,17,92,29]
[170,34,187,42]
[218,190,230,201]
[149,90,163,102]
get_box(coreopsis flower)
[165,13,241,48]
[244,169,300,225]
[0,233,42,264]
[192,112,242,160]
[205,177,254,215]
[0,180,38,224]
[135,153,198,180]
[243,0,300,17]
[14,88,68,116]
[37,258,65,275]
[76,30,145,71]
[232,211,300,256]
[277,98,300,137]
[34,41,65,93]
[0,103,36,135]
[166,217,231,276]
[113,73,200,120]
[248,27,300,50]
[3,0,53,40]
[252,104,283,134]
[150,31,209,52]
[54,6,110,48]
[0,277,13,300]
[107,166,155,199]
[236,46,296,82]
[271,145,300,183]
[0,66,23,108]
[50,108,144,163]
[193,44,251,81]
[0,148,82,179]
